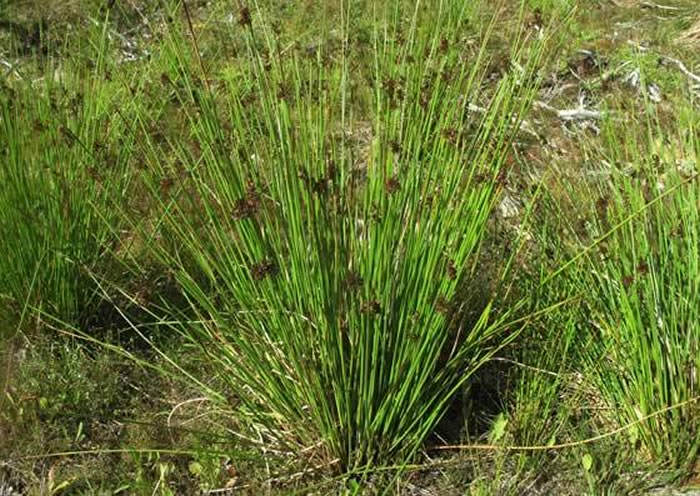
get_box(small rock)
[498,193,520,219]
[647,82,662,102]
[624,68,641,88]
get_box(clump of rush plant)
[574,107,700,470]
[0,22,134,332]
[138,1,552,472]
[482,96,699,493]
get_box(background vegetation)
[1,0,698,494]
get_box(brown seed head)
[160,176,175,194]
[325,160,337,181]
[361,299,381,315]
[496,169,508,187]
[389,140,401,154]
[385,176,401,194]
[233,181,261,220]
[636,261,649,275]
[238,6,252,27]
[446,259,457,280]
[596,196,609,215]
[345,271,363,291]
[442,127,458,144]
[251,258,278,281]
[435,296,450,315]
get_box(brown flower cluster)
[384,175,401,194]
[298,161,337,196]
[345,270,364,291]
[251,258,278,281]
[361,299,381,315]
[238,6,252,27]
[233,180,262,220]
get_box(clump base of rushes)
[142,1,551,470]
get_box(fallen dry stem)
[431,395,700,452]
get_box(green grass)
[579,109,699,468]
[0,20,136,333]
[1,0,699,493]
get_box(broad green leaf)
[489,413,508,443]
[581,453,593,472]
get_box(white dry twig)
[466,102,541,139]
[491,357,561,377]
[1,58,21,79]
[534,100,604,121]
[660,55,700,86]
[627,41,700,86]
[640,1,681,11]
[167,396,210,428]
